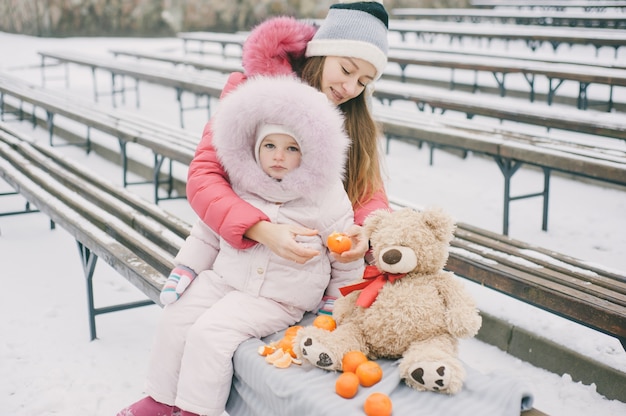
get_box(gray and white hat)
[305,0,389,80]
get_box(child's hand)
[247,221,320,264]
[160,265,197,305]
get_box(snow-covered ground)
[0,26,625,416]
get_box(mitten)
[160,265,197,305]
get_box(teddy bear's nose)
[382,248,402,265]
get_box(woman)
[187,0,390,266]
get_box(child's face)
[258,133,302,180]
[320,56,376,106]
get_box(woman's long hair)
[299,56,385,210]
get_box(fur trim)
[211,76,349,202]
[242,17,317,77]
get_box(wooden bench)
[110,42,624,112]
[470,0,626,11]
[373,79,626,143]
[0,122,190,340]
[0,71,196,203]
[389,43,626,71]
[38,50,227,128]
[391,7,626,29]
[374,105,626,235]
[387,48,626,111]
[110,49,243,74]
[177,31,248,56]
[388,19,626,56]
[0,121,553,416]
[27,51,626,235]
[109,42,626,112]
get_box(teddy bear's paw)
[408,362,451,393]
[299,336,340,370]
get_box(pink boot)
[117,396,175,416]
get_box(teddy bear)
[294,207,482,394]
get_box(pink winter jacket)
[186,17,390,250]
[177,76,364,310]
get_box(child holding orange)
[119,75,364,416]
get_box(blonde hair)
[300,56,385,209]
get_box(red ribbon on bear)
[339,265,407,308]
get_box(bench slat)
[446,253,626,340]
[0,144,165,304]
[451,238,626,307]
[0,129,178,276]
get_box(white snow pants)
[145,270,305,416]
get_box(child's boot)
[117,396,175,416]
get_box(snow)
[0,27,625,416]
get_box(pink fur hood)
[242,16,317,77]
[211,76,350,203]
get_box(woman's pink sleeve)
[186,73,270,249]
[353,187,391,226]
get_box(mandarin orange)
[341,350,369,373]
[363,392,392,416]
[277,337,297,358]
[312,314,337,331]
[335,371,360,399]
[284,325,303,338]
[355,361,383,387]
[327,232,352,254]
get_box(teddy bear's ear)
[422,207,456,242]
[363,209,392,238]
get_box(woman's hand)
[332,224,368,263]
[245,221,320,264]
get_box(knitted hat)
[254,123,300,163]
[305,0,389,79]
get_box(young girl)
[118,76,365,416]
[186,0,390,265]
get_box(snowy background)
[0,20,625,416]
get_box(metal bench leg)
[492,72,507,97]
[548,78,564,106]
[134,77,140,108]
[450,68,456,91]
[91,67,100,103]
[77,241,99,341]
[77,240,155,341]
[167,159,174,197]
[495,157,523,236]
[496,158,552,235]
[154,153,166,204]
[110,72,118,107]
[522,73,536,103]
[40,55,47,87]
[46,111,55,146]
[541,168,550,231]
[85,126,92,154]
[176,88,185,129]
[0,192,41,218]
[119,139,129,187]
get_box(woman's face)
[320,56,376,106]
